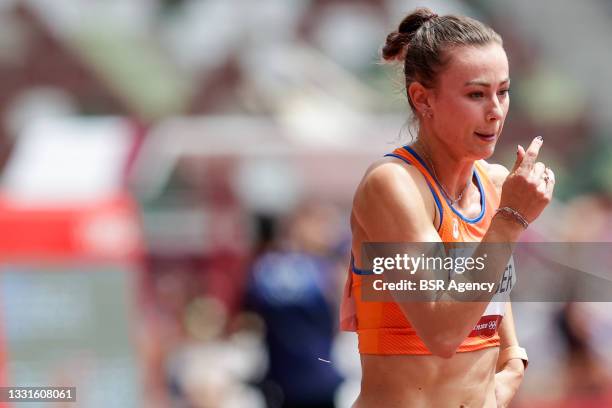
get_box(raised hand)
[499,136,555,225]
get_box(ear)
[408,81,433,117]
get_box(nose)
[486,98,503,122]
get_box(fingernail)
[536,135,543,142]
[516,145,520,154]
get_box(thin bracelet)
[495,207,529,229]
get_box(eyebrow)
[464,78,510,87]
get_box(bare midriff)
[354,347,498,408]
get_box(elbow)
[406,307,471,358]
[423,337,463,359]
[427,342,458,359]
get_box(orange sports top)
[340,145,515,355]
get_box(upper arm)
[498,302,519,348]
[497,302,523,371]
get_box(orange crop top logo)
[340,146,515,355]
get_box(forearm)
[414,215,523,349]
[495,358,525,407]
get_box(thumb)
[511,145,525,173]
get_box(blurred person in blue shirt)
[247,203,345,408]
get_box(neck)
[413,133,475,202]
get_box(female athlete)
[340,8,555,408]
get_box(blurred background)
[0,0,612,407]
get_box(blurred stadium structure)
[0,0,612,407]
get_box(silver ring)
[543,168,552,183]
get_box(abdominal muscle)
[353,347,498,408]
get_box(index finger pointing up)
[521,136,544,170]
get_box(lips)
[474,132,496,141]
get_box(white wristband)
[499,345,528,370]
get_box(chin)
[469,144,496,161]
[481,146,496,159]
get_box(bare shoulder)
[479,160,509,194]
[351,156,433,238]
[354,157,426,206]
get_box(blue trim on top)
[384,153,443,231]
[350,254,374,275]
[402,145,430,170]
[467,169,486,223]
[401,146,486,224]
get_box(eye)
[469,92,484,99]
[498,89,510,96]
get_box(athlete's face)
[429,43,510,160]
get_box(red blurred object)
[0,193,143,263]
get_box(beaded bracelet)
[495,207,529,229]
